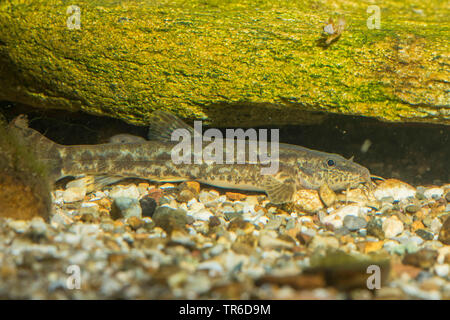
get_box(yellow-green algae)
[0,0,448,126]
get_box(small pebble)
[438,216,450,245]
[416,229,434,241]
[192,209,213,221]
[152,206,189,234]
[292,189,324,213]
[109,185,140,200]
[343,215,367,231]
[382,216,404,239]
[403,249,438,269]
[367,218,385,239]
[63,187,86,203]
[177,189,195,202]
[110,197,142,219]
[139,196,157,217]
[445,192,450,202]
[434,264,449,278]
[430,218,442,234]
[423,188,444,200]
[318,183,336,207]
[405,204,420,214]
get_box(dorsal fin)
[147,110,195,142]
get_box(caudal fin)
[9,115,63,180]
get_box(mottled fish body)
[9,112,371,204]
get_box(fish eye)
[327,159,335,167]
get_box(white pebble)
[188,201,205,212]
[374,179,416,201]
[192,209,213,221]
[159,183,175,189]
[109,185,140,200]
[334,205,367,219]
[321,213,343,230]
[8,220,29,233]
[382,216,404,238]
[434,264,449,278]
[430,218,443,234]
[63,187,86,203]
[423,187,444,200]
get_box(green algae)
[0,0,448,126]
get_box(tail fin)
[9,115,63,180]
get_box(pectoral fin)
[67,175,126,193]
[262,176,296,204]
[90,175,127,192]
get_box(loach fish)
[9,112,372,204]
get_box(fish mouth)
[348,169,374,190]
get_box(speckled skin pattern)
[10,114,371,203]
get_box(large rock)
[0,0,448,126]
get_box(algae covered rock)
[0,0,448,126]
[0,116,51,220]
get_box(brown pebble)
[391,263,422,279]
[403,249,438,269]
[108,253,127,266]
[363,241,384,254]
[177,189,195,202]
[152,207,189,234]
[178,181,200,194]
[231,242,254,255]
[411,220,425,232]
[147,188,164,204]
[185,181,200,194]
[319,183,336,207]
[228,218,254,233]
[292,189,324,213]
[97,198,111,209]
[127,216,144,231]
[405,204,420,214]
[438,215,450,245]
[208,216,221,228]
[226,192,247,201]
[296,231,314,245]
[80,213,96,223]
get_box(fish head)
[320,153,371,191]
[297,152,371,191]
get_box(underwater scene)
[0,0,449,304]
